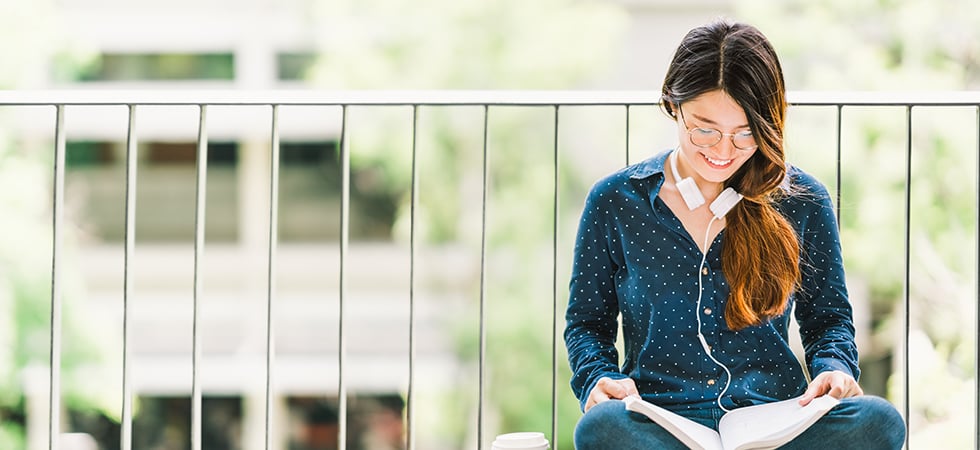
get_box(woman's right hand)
[585,377,639,411]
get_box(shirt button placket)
[699,261,722,393]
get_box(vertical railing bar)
[190,104,208,450]
[264,104,281,450]
[478,104,490,450]
[903,105,913,449]
[551,105,561,450]
[338,105,350,450]
[121,104,137,450]
[974,104,979,450]
[407,105,419,450]
[48,104,66,450]
[835,104,843,225]
[624,105,631,167]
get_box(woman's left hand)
[798,370,864,406]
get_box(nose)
[710,135,738,158]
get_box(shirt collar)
[627,148,671,181]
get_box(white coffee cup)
[491,432,550,450]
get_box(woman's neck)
[671,150,724,202]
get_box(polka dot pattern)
[564,150,859,412]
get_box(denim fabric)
[574,396,905,450]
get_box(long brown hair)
[661,20,800,330]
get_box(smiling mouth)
[703,154,733,168]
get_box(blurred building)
[13,0,733,449]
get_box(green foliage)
[307,0,626,89]
[0,128,119,433]
[0,422,26,450]
[0,0,117,439]
[738,0,979,90]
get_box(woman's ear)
[660,100,677,119]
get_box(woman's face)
[674,89,758,188]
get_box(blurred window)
[65,140,240,242]
[64,53,235,81]
[277,52,317,81]
[63,139,399,243]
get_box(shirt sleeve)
[563,182,628,411]
[790,176,861,381]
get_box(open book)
[623,394,839,450]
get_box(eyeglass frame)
[677,105,759,151]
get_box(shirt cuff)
[811,358,857,381]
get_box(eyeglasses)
[678,106,758,151]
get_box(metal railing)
[1,90,979,450]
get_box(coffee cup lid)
[491,432,549,449]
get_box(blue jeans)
[574,396,905,449]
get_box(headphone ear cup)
[676,177,706,210]
[709,187,743,219]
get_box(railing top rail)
[789,90,980,106]
[0,89,977,106]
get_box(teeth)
[706,156,732,166]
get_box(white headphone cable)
[697,216,733,412]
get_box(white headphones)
[669,149,743,219]
[669,148,742,412]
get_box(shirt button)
[704,308,712,315]
[701,267,709,275]
[707,379,716,386]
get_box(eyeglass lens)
[689,128,756,150]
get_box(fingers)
[824,371,864,399]
[611,377,640,398]
[798,382,823,405]
[851,383,865,397]
[830,377,864,398]
[799,370,863,406]
[585,377,638,411]
[585,386,610,411]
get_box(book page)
[717,395,839,450]
[623,396,723,450]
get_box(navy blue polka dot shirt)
[564,149,859,412]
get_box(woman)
[564,19,905,449]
